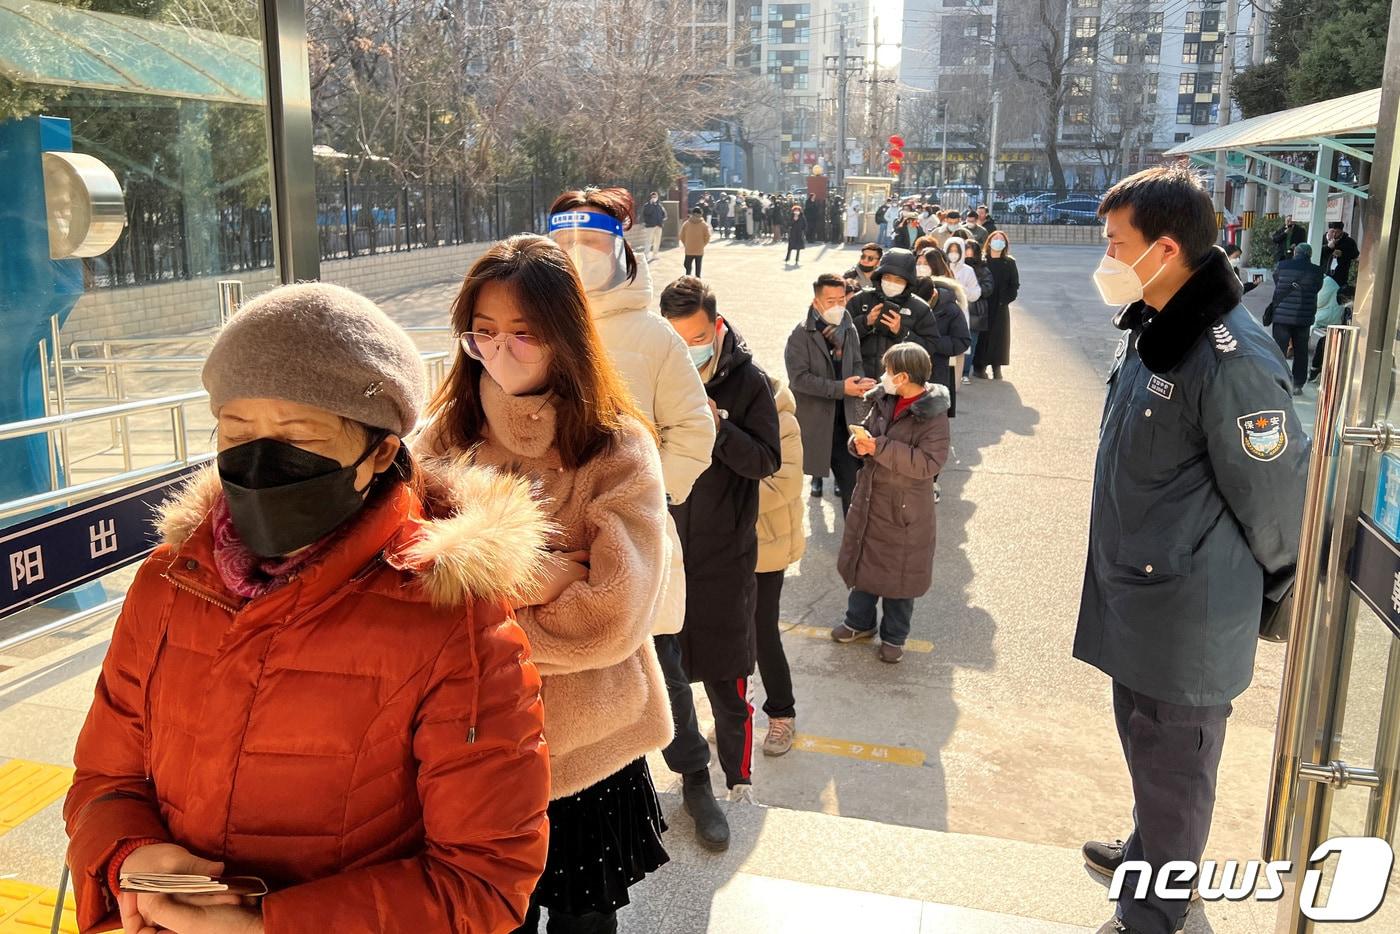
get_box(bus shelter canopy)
[1165,88,1379,201]
[0,0,264,106]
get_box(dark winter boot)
[682,770,730,852]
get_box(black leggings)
[755,570,795,719]
[515,900,616,934]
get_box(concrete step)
[617,794,1278,934]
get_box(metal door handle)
[1342,421,1398,450]
[1298,759,1383,790]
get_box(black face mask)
[858,262,877,273]
[217,435,386,558]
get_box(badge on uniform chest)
[1146,374,1174,400]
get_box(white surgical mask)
[990,238,1007,251]
[915,263,932,278]
[483,351,551,396]
[1092,241,1164,306]
[880,280,905,299]
[821,305,846,326]
[881,373,902,395]
[947,252,962,266]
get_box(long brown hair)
[985,229,1014,259]
[920,246,953,279]
[425,234,654,470]
[548,187,640,284]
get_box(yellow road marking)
[0,760,74,836]
[0,880,80,934]
[791,734,926,767]
[783,623,934,654]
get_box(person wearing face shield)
[847,247,943,382]
[65,283,553,934]
[785,272,874,512]
[546,188,721,854]
[417,236,676,931]
[1077,167,1309,934]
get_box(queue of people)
[64,180,1023,934]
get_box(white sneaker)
[727,784,758,805]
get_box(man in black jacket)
[659,276,782,824]
[1323,221,1360,286]
[849,248,942,377]
[1270,242,1325,394]
[642,191,667,260]
[1272,216,1307,262]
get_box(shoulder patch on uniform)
[1238,410,1288,461]
[1212,323,1239,354]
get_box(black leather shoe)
[682,770,730,851]
[1083,839,1125,879]
[810,478,823,497]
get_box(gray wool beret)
[202,282,426,437]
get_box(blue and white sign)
[1371,452,1400,544]
[0,464,203,620]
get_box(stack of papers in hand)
[119,873,268,897]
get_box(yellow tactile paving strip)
[0,761,74,837]
[0,880,79,934]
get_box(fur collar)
[156,459,552,607]
[862,382,952,418]
[1115,246,1243,374]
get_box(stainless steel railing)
[0,597,125,654]
[0,392,210,522]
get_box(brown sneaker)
[831,623,877,643]
[878,643,904,664]
[762,717,795,756]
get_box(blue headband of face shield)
[548,211,625,237]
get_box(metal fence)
[80,173,662,291]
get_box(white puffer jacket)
[588,255,716,505]
[588,255,717,635]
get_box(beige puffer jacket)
[756,377,807,574]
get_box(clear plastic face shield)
[548,210,629,294]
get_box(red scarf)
[211,497,343,599]
[894,390,926,420]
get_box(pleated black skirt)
[529,758,669,915]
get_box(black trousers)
[516,900,615,934]
[754,570,795,719]
[655,634,754,788]
[830,408,861,516]
[785,247,802,262]
[684,254,703,277]
[1271,322,1310,389]
[1113,681,1232,934]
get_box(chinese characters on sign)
[1,464,203,620]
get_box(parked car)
[1045,197,1104,225]
[1007,193,1059,218]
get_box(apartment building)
[897,0,1265,193]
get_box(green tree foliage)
[1233,0,1389,117]
[1249,215,1283,269]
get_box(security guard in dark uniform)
[1074,168,1309,934]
